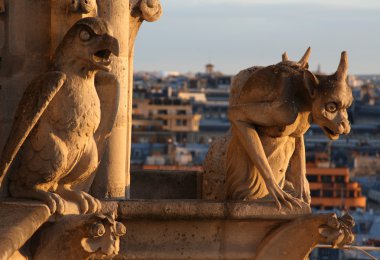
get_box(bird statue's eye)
[79,30,91,41]
[325,102,337,113]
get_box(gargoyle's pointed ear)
[336,51,348,81]
[282,52,289,62]
[298,47,311,69]
[303,70,319,98]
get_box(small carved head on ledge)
[81,213,127,257]
[33,213,126,260]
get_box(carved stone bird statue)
[0,17,120,214]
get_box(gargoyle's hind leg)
[57,138,101,214]
[226,133,267,200]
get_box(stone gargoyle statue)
[203,48,353,209]
[0,17,120,214]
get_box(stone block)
[130,170,202,199]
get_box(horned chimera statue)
[203,48,353,210]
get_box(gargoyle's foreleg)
[287,136,311,204]
[229,119,301,210]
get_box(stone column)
[92,0,162,199]
[91,0,130,199]
[0,0,52,196]
[126,0,162,197]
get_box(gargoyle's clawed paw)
[59,189,102,214]
[267,180,303,210]
[42,192,65,215]
[300,190,311,204]
[79,192,102,214]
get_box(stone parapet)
[116,199,315,259]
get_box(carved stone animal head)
[33,213,126,259]
[52,17,119,73]
[304,52,353,140]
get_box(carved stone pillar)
[126,0,162,197]
[0,0,52,196]
[92,0,162,199]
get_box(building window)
[311,190,321,197]
[177,110,187,115]
[321,175,332,183]
[158,109,168,115]
[335,176,345,183]
[133,149,142,158]
[307,175,318,182]
[323,190,333,197]
[176,119,187,126]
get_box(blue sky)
[134,0,380,75]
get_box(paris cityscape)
[129,1,380,258]
[131,65,380,259]
[1,0,380,259]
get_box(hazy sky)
[134,0,380,75]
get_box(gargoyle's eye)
[79,30,91,41]
[326,102,337,113]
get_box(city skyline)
[134,0,380,75]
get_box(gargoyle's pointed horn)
[336,51,348,81]
[282,52,289,62]
[298,47,311,68]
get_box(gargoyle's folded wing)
[0,71,66,187]
[94,71,120,158]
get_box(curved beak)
[105,34,119,57]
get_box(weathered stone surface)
[0,200,50,260]
[116,200,353,259]
[130,170,202,199]
[117,200,308,259]
[118,200,311,221]
[0,0,4,13]
[203,49,353,211]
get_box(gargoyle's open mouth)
[322,126,340,140]
[93,49,112,65]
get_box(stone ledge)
[118,199,311,220]
[0,200,50,260]
[115,200,317,259]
